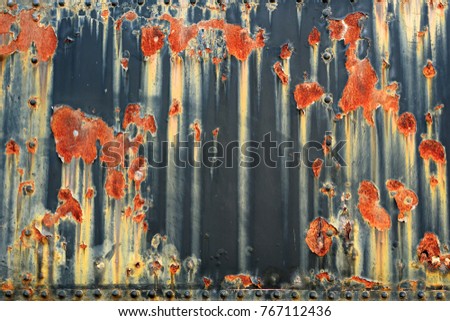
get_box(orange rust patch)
[51,106,114,164]
[101,9,109,20]
[0,10,57,62]
[419,139,446,164]
[20,225,46,246]
[386,180,418,222]
[416,232,450,271]
[133,193,145,211]
[191,121,201,142]
[328,12,367,46]
[386,179,405,192]
[1,280,14,292]
[100,132,144,168]
[320,183,336,198]
[57,189,83,223]
[5,139,20,156]
[293,82,324,109]
[316,271,332,282]
[425,112,433,125]
[124,206,132,218]
[120,57,129,71]
[212,57,223,65]
[434,104,444,111]
[18,180,35,196]
[132,212,146,224]
[357,181,391,231]
[273,61,289,85]
[349,276,381,289]
[322,134,332,155]
[128,157,147,191]
[123,103,157,135]
[203,277,212,289]
[169,263,180,275]
[312,158,323,178]
[280,43,292,60]
[116,11,138,30]
[329,13,399,125]
[423,60,437,78]
[223,274,259,288]
[85,187,95,199]
[161,14,199,53]
[308,27,321,46]
[397,112,417,136]
[168,99,182,117]
[105,170,126,200]
[198,19,265,61]
[80,242,87,250]
[212,127,220,138]
[430,175,439,188]
[305,217,338,257]
[339,57,400,125]
[26,138,38,154]
[141,26,165,57]
[417,232,440,261]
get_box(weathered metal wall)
[0,0,449,300]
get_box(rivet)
[436,292,444,300]
[31,57,38,64]
[93,289,102,298]
[58,0,65,6]
[309,291,318,300]
[291,291,299,299]
[399,291,406,299]
[164,0,170,5]
[111,0,118,6]
[7,0,15,7]
[328,292,335,300]
[381,291,388,299]
[137,0,144,5]
[345,291,353,300]
[58,290,66,299]
[184,291,191,299]
[112,289,121,298]
[190,0,196,4]
[165,290,174,299]
[255,290,263,298]
[4,290,13,298]
[40,290,48,298]
[237,290,244,299]
[417,291,425,300]
[85,0,91,6]
[147,290,156,299]
[202,290,210,299]
[130,290,139,298]
[220,290,228,299]
[361,291,369,299]
[23,290,31,298]
[74,290,83,298]
[32,0,40,7]
[272,290,281,299]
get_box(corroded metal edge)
[1,288,449,301]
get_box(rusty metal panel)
[0,0,449,301]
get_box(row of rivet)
[1,289,447,300]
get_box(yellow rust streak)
[166,55,184,248]
[238,60,249,272]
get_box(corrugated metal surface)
[0,0,449,300]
